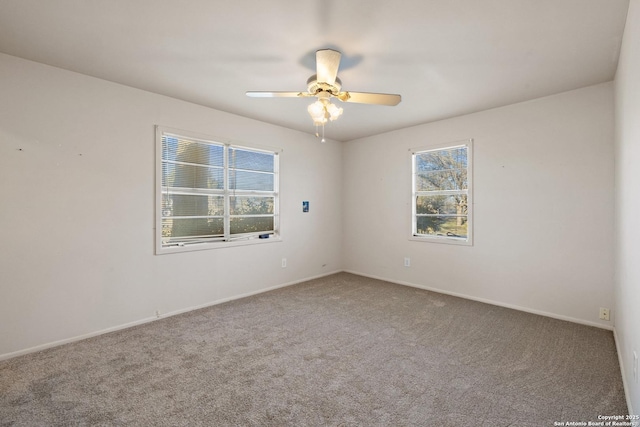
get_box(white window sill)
[409,235,473,246]
[156,235,282,255]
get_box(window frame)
[410,139,473,246]
[155,126,281,254]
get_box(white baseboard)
[0,269,342,362]
[613,327,635,416]
[0,268,617,362]
[148,269,343,320]
[0,315,159,362]
[343,269,614,331]
[2,268,632,413]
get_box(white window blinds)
[157,127,279,252]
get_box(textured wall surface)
[614,0,640,415]
[343,83,615,328]
[0,53,344,358]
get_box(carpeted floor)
[0,273,628,426]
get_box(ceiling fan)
[246,49,401,139]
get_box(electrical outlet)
[155,310,160,318]
[599,307,610,321]
[634,351,638,383]
[281,258,287,268]
[404,257,411,267]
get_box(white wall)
[614,0,640,415]
[0,53,343,359]
[343,82,615,328]
[0,45,627,402]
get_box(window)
[412,140,473,245]
[156,126,279,253]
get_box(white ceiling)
[0,0,630,142]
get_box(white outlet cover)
[599,307,610,321]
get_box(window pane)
[162,194,224,217]
[416,194,467,215]
[229,196,274,215]
[162,218,224,239]
[158,129,280,250]
[162,136,223,167]
[229,148,274,173]
[416,216,468,238]
[230,217,274,235]
[162,162,223,190]
[412,142,471,244]
[416,169,467,191]
[229,170,274,191]
[415,147,467,191]
[416,147,467,172]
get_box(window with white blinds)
[156,127,279,253]
[412,140,473,245]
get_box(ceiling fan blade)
[316,49,342,85]
[337,91,402,106]
[246,91,308,98]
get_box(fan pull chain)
[314,123,326,143]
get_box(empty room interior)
[1,0,640,425]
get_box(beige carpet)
[0,273,628,426]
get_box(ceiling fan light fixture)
[246,48,401,140]
[307,100,324,116]
[313,116,328,126]
[326,103,343,121]
[307,100,327,124]
[307,99,342,125]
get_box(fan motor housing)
[307,74,342,95]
